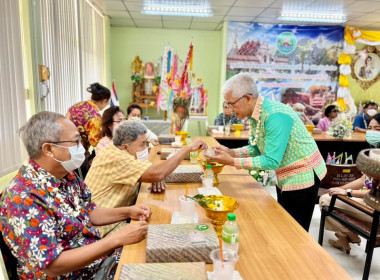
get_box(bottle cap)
[187,135,191,138]
[206,164,212,169]
[227,213,236,221]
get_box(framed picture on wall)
[351,50,380,90]
[189,85,207,116]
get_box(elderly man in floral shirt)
[0,111,151,279]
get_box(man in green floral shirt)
[206,73,326,231]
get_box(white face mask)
[52,143,85,172]
[367,109,377,117]
[129,116,141,122]
[127,144,149,161]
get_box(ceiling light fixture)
[278,10,347,24]
[142,0,213,17]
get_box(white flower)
[30,236,39,248]
[14,217,26,236]
[26,207,39,220]
[43,226,55,238]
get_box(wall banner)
[227,23,344,122]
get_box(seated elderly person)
[214,102,242,126]
[0,111,151,279]
[292,103,313,125]
[85,121,207,237]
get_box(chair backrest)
[0,232,18,280]
[319,164,362,189]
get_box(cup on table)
[218,126,224,133]
[175,136,181,143]
[200,174,214,189]
[210,249,239,280]
[190,151,198,164]
[179,195,195,217]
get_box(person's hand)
[150,139,159,146]
[116,221,148,246]
[189,138,208,152]
[128,204,152,221]
[205,149,234,166]
[213,145,234,157]
[328,187,348,196]
[148,181,167,193]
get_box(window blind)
[38,0,105,114]
[0,0,27,177]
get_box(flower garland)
[249,97,263,146]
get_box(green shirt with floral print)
[233,96,326,191]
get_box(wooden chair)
[317,164,362,203]
[318,194,380,280]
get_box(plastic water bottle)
[185,135,192,145]
[206,164,214,178]
[222,213,239,253]
[224,121,230,136]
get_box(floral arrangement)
[131,72,142,83]
[249,170,268,185]
[328,117,352,138]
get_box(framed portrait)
[189,86,208,116]
[351,52,380,89]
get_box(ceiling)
[90,0,380,31]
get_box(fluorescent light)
[142,0,213,17]
[278,10,347,24]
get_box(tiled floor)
[266,185,380,280]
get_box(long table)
[208,130,369,162]
[115,137,351,279]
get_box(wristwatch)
[347,189,353,198]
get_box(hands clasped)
[328,187,347,196]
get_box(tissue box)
[160,148,190,160]
[158,134,175,144]
[146,224,219,264]
[120,262,207,280]
[165,165,203,183]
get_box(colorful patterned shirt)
[214,113,242,126]
[85,144,152,237]
[0,160,111,279]
[233,96,326,191]
[66,100,102,151]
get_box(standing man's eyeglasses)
[226,94,251,109]
[49,139,81,148]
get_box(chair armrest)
[336,195,375,216]
[93,255,117,280]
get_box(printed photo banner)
[226,23,344,122]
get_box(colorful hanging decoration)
[157,42,208,131]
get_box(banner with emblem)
[226,23,344,123]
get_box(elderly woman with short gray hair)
[206,73,327,232]
[85,121,208,237]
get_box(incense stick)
[185,184,188,201]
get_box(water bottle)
[206,164,214,178]
[222,213,239,253]
[224,121,230,136]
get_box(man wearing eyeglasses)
[0,111,152,279]
[85,121,208,237]
[206,73,326,232]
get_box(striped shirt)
[233,96,326,191]
[85,143,152,236]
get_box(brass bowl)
[200,195,239,237]
[175,131,189,145]
[305,124,315,135]
[200,161,225,186]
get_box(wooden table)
[208,129,369,162]
[115,137,351,280]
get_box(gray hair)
[221,73,258,99]
[19,111,65,158]
[293,103,305,111]
[113,121,147,146]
